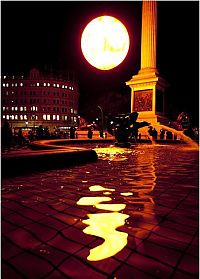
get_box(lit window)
[15,83,17,87]
[11,115,14,120]
[3,115,5,119]
[20,115,23,120]
[6,107,9,111]
[12,83,14,87]
[24,107,27,111]
[3,107,5,111]
[57,84,59,88]
[6,83,9,87]
[57,115,59,120]
[11,100,14,103]
[12,91,14,94]
[43,82,46,86]
[3,76,6,79]
[37,83,39,86]
[20,83,23,86]
[62,85,64,88]
[24,115,27,120]
[6,91,8,95]
[35,116,38,120]
[15,115,18,120]
[6,115,9,120]
[15,107,18,111]
[20,107,23,111]
[65,85,67,89]
[69,86,71,90]
[53,84,56,87]
[71,87,74,90]
[11,107,14,111]
[47,83,50,87]
[47,115,50,120]
[53,115,56,120]
[64,116,67,120]
[3,83,5,87]
[43,114,46,120]
[70,108,73,113]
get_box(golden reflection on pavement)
[83,212,129,261]
[89,185,115,192]
[77,185,129,261]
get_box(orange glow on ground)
[81,16,129,70]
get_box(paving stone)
[113,263,155,279]
[2,237,23,260]
[62,226,96,245]
[6,227,42,249]
[178,253,199,275]
[1,262,23,279]
[1,219,19,234]
[44,270,70,279]
[59,256,107,278]
[9,252,53,279]
[127,252,174,278]
[47,234,83,254]
[31,243,69,266]
[136,239,182,267]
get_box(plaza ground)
[1,139,199,278]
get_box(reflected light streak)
[96,203,126,211]
[89,185,115,192]
[83,212,129,261]
[77,185,129,261]
[77,197,111,206]
[121,192,133,196]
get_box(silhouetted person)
[88,128,93,139]
[166,131,173,140]
[70,126,76,139]
[148,126,154,137]
[99,130,104,138]
[2,120,13,152]
[18,128,25,146]
[160,129,165,140]
[152,128,158,140]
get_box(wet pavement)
[2,143,199,278]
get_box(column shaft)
[140,0,157,70]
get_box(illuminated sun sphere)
[81,16,130,70]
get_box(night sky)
[2,1,199,124]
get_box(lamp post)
[97,105,104,131]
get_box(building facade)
[1,68,79,131]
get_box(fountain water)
[155,124,199,150]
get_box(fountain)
[107,111,150,147]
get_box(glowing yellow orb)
[81,16,130,70]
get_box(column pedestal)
[126,72,169,126]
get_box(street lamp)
[97,105,104,131]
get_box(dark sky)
[2,1,199,124]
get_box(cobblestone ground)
[2,144,199,279]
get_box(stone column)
[126,0,169,126]
[139,0,158,74]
